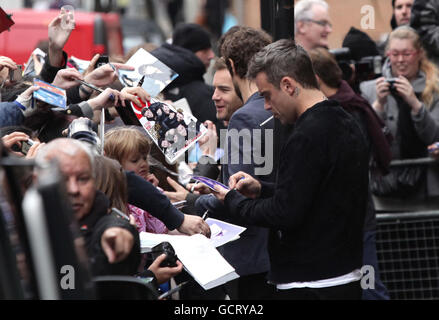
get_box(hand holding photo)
[33,79,67,109]
[118,48,178,97]
[132,99,207,164]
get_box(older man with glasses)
[294,0,333,51]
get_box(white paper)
[205,218,247,248]
[23,48,46,76]
[139,232,239,290]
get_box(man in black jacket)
[212,39,369,300]
[309,47,391,300]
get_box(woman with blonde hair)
[360,26,439,202]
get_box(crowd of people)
[1,0,439,300]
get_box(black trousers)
[224,272,275,300]
[274,280,362,300]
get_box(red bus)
[0,9,124,64]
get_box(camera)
[150,242,178,267]
[21,139,34,155]
[11,138,34,155]
[95,55,109,69]
[67,118,100,148]
[386,77,398,92]
[9,65,23,82]
[330,48,382,91]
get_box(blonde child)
[104,127,168,234]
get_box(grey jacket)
[360,59,439,196]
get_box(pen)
[112,207,130,221]
[138,75,145,87]
[109,62,118,75]
[202,210,209,220]
[173,200,187,209]
[158,281,189,300]
[259,115,273,127]
[233,176,245,191]
[75,79,103,93]
[75,79,116,101]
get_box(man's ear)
[296,21,306,34]
[228,58,236,76]
[315,75,322,87]
[280,77,296,96]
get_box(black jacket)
[79,190,140,276]
[224,100,369,283]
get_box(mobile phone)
[21,139,34,155]
[95,55,109,69]
[9,65,23,82]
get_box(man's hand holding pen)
[212,172,261,202]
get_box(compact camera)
[9,65,23,82]
[67,118,99,146]
[150,242,178,268]
[95,55,109,69]
[11,138,34,155]
[386,77,398,92]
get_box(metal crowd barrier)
[376,211,439,300]
[374,157,439,300]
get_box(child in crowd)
[104,127,168,234]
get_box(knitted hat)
[172,23,211,52]
[342,27,379,61]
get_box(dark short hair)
[308,47,343,89]
[247,39,319,90]
[217,25,240,57]
[220,26,272,79]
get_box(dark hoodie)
[151,43,220,127]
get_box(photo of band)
[135,100,205,163]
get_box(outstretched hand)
[48,8,75,51]
[164,177,189,203]
[101,227,134,264]
[52,68,83,89]
[84,62,134,88]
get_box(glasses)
[387,50,418,59]
[303,19,332,29]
